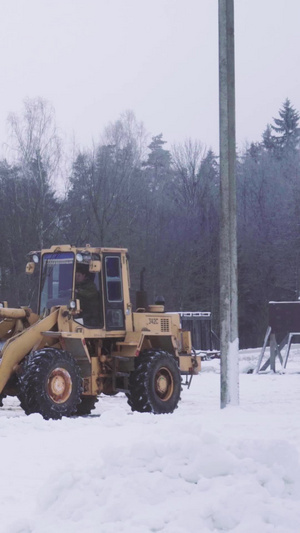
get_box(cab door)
[103,254,125,331]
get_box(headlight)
[32,254,39,264]
[69,300,76,310]
[76,253,83,262]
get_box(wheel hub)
[155,367,174,401]
[157,375,168,394]
[47,368,72,404]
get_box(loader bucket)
[0,309,59,394]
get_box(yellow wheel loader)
[0,245,201,419]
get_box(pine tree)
[142,134,172,191]
[262,125,275,151]
[270,98,300,154]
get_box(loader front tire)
[126,350,181,414]
[18,348,82,420]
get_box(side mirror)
[89,261,101,273]
[26,262,35,274]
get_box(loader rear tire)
[18,348,82,420]
[76,395,98,415]
[126,350,181,414]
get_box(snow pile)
[1,347,300,532]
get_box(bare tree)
[6,97,62,248]
[7,97,62,182]
[171,139,206,207]
[102,110,148,165]
[65,112,149,247]
[168,140,219,317]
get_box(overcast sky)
[0,0,299,155]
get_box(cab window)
[105,256,123,302]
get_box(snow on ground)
[1,347,300,533]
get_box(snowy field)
[1,346,300,533]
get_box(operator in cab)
[75,263,101,327]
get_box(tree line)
[0,97,299,348]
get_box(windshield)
[39,252,74,315]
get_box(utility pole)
[218,0,239,408]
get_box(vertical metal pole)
[219,0,239,407]
[269,333,277,372]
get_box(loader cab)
[37,250,103,329]
[34,246,130,332]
